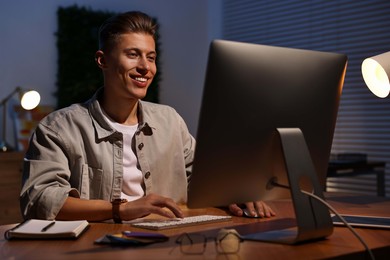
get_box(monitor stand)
[243,128,333,244]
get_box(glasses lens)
[178,233,206,254]
[216,232,241,254]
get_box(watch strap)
[111,198,127,223]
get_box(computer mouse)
[242,208,261,218]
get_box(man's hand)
[228,201,276,218]
[120,193,184,220]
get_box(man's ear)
[95,50,107,69]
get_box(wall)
[0,0,222,148]
[221,0,390,196]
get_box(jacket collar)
[86,88,154,140]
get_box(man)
[20,11,274,222]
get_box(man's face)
[99,32,157,100]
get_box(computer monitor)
[187,40,347,244]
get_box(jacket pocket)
[80,164,103,199]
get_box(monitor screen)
[188,40,347,208]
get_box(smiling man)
[20,11,274,223]
[20,11,194,222]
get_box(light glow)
[361,53,390,98]
[20,90,40,110]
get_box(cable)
[271,180,375,260]
[301,190,375,260]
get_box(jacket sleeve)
[20,122,79,220]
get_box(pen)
[41,221,55,232]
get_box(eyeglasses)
[175,228,244,255]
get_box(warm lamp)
[1,86,40,152]
[361,51,390,98]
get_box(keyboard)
[131,215,232,230]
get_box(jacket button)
[145,171,151,179]
[138,143,144,150]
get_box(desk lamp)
[0,86,40,152]
[361,51,390,98]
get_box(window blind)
[222,0,390,196]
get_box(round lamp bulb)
[361,58,390,98]
[21,90,40,110]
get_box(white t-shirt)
[102,111,144,201]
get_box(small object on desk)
[122,231,169,240]
[4,219,89,240]
[95,231,169,246]
[331,214,390,229]
[243,208,261,218]
[131,215,232,230]
[41,221,55,232]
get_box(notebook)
[5,219,89,240]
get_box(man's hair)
[98,11,157,51]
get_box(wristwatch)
[111,198,128,223]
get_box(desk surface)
[1,193,390,260]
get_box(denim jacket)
[20,89,196,220]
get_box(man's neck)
[100,95,139,126]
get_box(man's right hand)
[120,193,184,220]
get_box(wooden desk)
[0,152,24,225]
[1,193,389,259]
